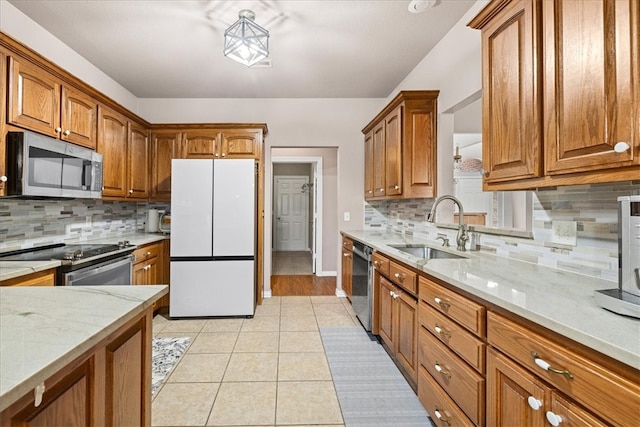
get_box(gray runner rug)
[319,327,433,427]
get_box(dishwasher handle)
[352,241,372,261]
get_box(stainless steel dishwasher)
[351,241,373,331]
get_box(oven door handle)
[64,255,133,285]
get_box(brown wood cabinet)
[7,56,98,149]
[133,241,169,311]
[182,128,262,159]
[0,52,6,196]
[0,310,152,426]
[0,269,56,286]
[469,0,640,190]
[341,236,353,300]
[97,105,149,200]
[362,91,439,200]
[150,130,181,201]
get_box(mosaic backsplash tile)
[0,199,169,252]
[365,182,640,283]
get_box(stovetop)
[0,242,135,265]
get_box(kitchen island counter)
[0,285,167,415]
[342,230,640,371]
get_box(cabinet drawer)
[418,365,475,427]
[488,311,640,427]
[419,303,485,373]
[419,277,485,337]
[390,261,417,294]
[372,252,390,276]
[341,236,353,252]
[132,243,160,264]
[419,328,484,426]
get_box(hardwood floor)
[271,275,336,296]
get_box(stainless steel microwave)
[6,131,103,199]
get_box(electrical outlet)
[343,212,351,222]
[85,215,92,227]
[551,220,577,246]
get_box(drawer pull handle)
[373,260,381,267]
[394,272,405,281]
[434,297,451,309]
[434,362,452,378]
[433,408,451,425]
[343,252,350,257]
[34,382,45,407]
[527,396,542,411]
[434,325,451,339]
[546,411,563,426]
[531,352,573,379]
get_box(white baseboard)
[263,290,272,299]
[316,270,337,277]
[335,289,347,298]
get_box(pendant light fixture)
[224,9,270,67]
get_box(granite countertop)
[0,285,168,413]
[342,230,640,371]
[0,232,169,282]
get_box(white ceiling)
[8,0,476,99]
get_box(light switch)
[343,212,351,221]
[551,220,577,246]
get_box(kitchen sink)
[389,244,465,260]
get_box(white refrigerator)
[169,159,256,317]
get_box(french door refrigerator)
[170,159,256,317]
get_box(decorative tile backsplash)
[0,199,169,252]
[365,182,640,283]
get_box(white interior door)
[274,176,308,251]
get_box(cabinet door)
[133,261,148,286]
[372,121,386,197]
[487,348,546,427]
[97,106,128,198]
[220,130,260,159]
[8,56,61,137]
[150,131,181,201]
[378,276,395,347]
[395,289,418,383]
[341,249,353,300]
[182,131,219,159]
[61,86,97,149]
[480,0,542,182]
[544,0,639,174]
[384,106,402,196]
[0,52,6,196]
[547,392,607,427]
[127,122,149,200]
[363,130,374,199]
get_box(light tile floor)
[272,251,313,275]
[152,295,359,427]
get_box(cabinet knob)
[215,153,219,157]
[394,272,405,281]
[64,130,71,136]
[614,141,630,153]
[221,153,226,157]
[129,189,134,194]
[393,185,399,190]
[343,252,350,257]
[546,411,563,426]
[55,127,62,133]
[146,251,152,256]
[527,396,543,411]
[0,175,7,183]
[367,190,373,194]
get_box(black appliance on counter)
[0,242,135,286]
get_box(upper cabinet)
[7,56,98,149]
[362,91,439,201]
[469,0,639,190]
[150,130,182,202]
[182,128,263,159]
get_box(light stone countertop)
[342,230,640,371]
[0,285,168,412]
[0,232,169,282]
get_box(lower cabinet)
[0,269,56,286]
[133,241,168,311]
[341,236,353,300]
[0,311,152,426]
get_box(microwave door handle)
[82,161,90,188]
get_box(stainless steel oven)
[351,241,373,331]
[63,255,132,286]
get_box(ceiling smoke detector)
[408,0,437,14]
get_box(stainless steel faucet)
[427,195,468,251]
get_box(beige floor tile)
[261,296,281,305]
[278,352,331,381]
[310,296,342,304]
[202,318,243,332]
[253,303,282,317]
[207,382,276,426]
[234,331,280,352]
[167,353,230,383]
[241,315,281,332]
[188,332,238,353]
[279,331,324,352]
[313,303,350,317]
[223,352,278,382]
[152,382,219,426]
[280,315,318,332]
[160,318,207,334]
[281,303,314,316]
[276,381,343,425]
[281,296,311,304]
[315,315,356,327]
[153,331,192,340]
[152,314,170,334]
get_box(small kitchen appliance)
[594,195,640,318]
[146,209,159,232]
